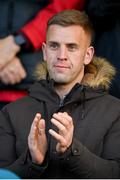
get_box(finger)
[52,112,73,128]
[11,73,23,84]
[0,65,20,84]
[28,113,41,143]
[31,113,41,131]
[38,119,46,135]
[51,118,66,133]
[0,70,13,84]
[5,57,26,82]
[49,129,67,146]
[14,57,26,79]
[7,71,21,84]
[19,66,27,79]
[8,66,23,83]
[58,112,72,122]
[8,63,25,83]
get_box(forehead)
[46,25,87,43]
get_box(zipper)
[59,95,66,107]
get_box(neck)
[54,69,85,98]
[54,83,75,99]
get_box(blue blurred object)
[0,169,20,179]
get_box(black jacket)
[0,0,47,90]
[0,57,120,178]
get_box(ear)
[42,42,47,62]
[84,46,94,65]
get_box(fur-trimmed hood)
[35,56,115,90]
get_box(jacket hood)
[34,56,115,90]
[29,56,115,120]
[29,56,115,102]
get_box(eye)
[67,44,78,51]
[47,42,59,50]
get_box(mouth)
[54,64,70,69]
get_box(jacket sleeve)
[59,118,120,178]
[0,109,48,178]
[20,0,85,50]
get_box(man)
[0,0,84,109]
[0,10,120,178]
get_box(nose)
[57,46,67,61]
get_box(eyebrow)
[47,41,79,46]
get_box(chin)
[54,78,68,84]
[51,74,69,84]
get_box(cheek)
[46,50,56,61]
[71,53,84,66]
[45,54,55,68]
[72,58,84,74]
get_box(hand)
[28,113,48,164]
[49,112,74,153]
[0,57,26,85]
[0,35,20,69]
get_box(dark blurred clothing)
[85,0,120,98]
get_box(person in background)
[85,0,120,98]
[0,0,85,109]
[0,10,120,178]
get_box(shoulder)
[1,95,38,113]
[99,93,120,115]
[104,93,120,105]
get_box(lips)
[54,64,70,69]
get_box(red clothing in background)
[0,0,85,102]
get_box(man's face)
[42,25,94,86]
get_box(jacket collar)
[34,56,115,90]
